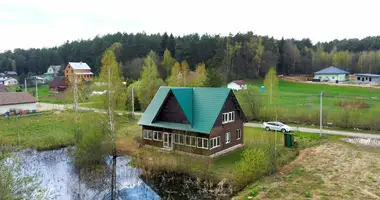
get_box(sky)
[1,0,380,52]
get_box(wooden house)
[64,62,93,84]
[138,87,247,156]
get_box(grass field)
[243,80,380,130]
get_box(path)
[245,122,380,139]
[38,103,380,139]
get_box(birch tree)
[98,48,127,199]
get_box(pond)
[13,148,160,200]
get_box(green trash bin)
[284,133,294,148]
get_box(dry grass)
[235,142,380,200]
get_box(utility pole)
[24,79,27,91]
[35,82,38,100]
[131,86,134,116]
[320,91,324,137]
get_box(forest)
[2,32,380,82]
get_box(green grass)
[243,80,380,130]
[27,84,50,98]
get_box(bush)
[232,146,270,189]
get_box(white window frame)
[222,111,235,124]
[143,130,153,140]
[186,136,196,147]
[153,131,162,141]
[225,132,231,144]
[236,129,241,140]
[210,136,221,149]
[174,134,185,145]
[197,137,209,149]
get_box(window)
[210,137,221,149]
[369,78,372,82]
[357,77,360,81]
[225,132,231,144]
[332,76,335,79]
[236,129,241,140]
[153,131,162,141]
[222,111,235,124]
[143,130,153,140]
[174,134,185,145]
[186,136,196,147]
[197,138,208,149]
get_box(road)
[245,122,380,139]
[39,103,380,139]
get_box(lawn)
[242,80,380,130]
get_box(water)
[12,148,160,200]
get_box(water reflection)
[14,148,159,200]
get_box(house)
[227,80,247,90]
[44,65,62,80]
[0,92,37,114]
[64,62,93,84]
[355,74,380,85]
[313,66,349,82]
[28,76,45,85]
[0,77,18,86]
[4,71,18,77]
[49,76,69,92]
[138,87,247,156]
[0,84,7,92]
[0,73,5,77]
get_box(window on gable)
[222,111,235,124]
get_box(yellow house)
[64,62,93,83]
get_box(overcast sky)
[1,0,379,52]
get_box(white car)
[263,122,292,133]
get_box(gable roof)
[0,84,7,92]
[231,80,246,86]
[138,87,243,134]
[314,66,349,75]
[0,92,37,106]
[49,76,68,88]
[68,62,91,70]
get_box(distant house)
[28,76,45,85]
[0,84,7,92]
[64,62,93,84]
[138,87,247,156]
[314,66,349,82]
[0,77,18,86]
[44,65,62,80]
[0,73,5,77]
[4,71,18,77]
[355,74,380,85]
[0,92,37,114]
[227,80,247,91]
[49,76,69,92]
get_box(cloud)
[1,0,380,51]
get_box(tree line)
[2,32,380,82]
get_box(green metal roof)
[137,87,232,134]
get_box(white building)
[0,77,18,86]
[355,74,380,85]
[227,80,247,91]
[0,92,37,114]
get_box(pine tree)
[277,37,285,74]
[204,68,222,87]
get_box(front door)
[163,133,172,149]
